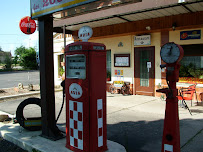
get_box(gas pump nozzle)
[55,80,65,123]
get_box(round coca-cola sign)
[19,16,36,35]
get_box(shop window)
[179,44,203,83]
[180,56,203,78]
[107,50,111,81]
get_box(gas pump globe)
[157,42,184,152]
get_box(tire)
[16,98,41,131]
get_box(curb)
[0,120,126,152]
[0,89,63,101]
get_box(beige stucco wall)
[91,35,134,83]
[151,33,161,86]
[91,33,162,85]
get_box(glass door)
[134,47,155,96]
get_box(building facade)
[53,0,203,100]
[53,33,74,85]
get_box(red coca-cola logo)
[19,16,36,35]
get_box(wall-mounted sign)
[180,30,201,40]
[78,26,93,42]
[114,54,130,67]
[134,35,151,46]
[115,70,123,76]
[31,0,98,19]
[19,16,36,35]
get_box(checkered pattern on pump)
[69,100,83,150]
[97,99,103,147]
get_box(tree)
[14,46,37,69]
[14,46,26,61]
[12,56,18,66]
[4,55,12,69]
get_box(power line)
[0,43,23,44]
[0,34,28,36]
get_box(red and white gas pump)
[157,42,184,152]
[64,26,107,152]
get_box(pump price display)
[66,55,86,79]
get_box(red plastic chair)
[177,83,198,107]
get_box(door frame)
[134,46,155,96]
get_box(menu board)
[66,55,86,79]
[114,54,130,67]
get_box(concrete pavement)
[0,91,203,152]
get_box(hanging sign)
[134,35,151,46]
[19,16,36,35]
[31,0,98,19]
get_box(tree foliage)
[14,46,37,69]
[0,46,3,52]
[4,55,12,69]
[12,56,18,66]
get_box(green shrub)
[15,46,37,70]
[4,55,12,69]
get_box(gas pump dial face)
[160,42,181,64]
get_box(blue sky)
[0,0,38,56]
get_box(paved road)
[0,70,40,89]
[0,92,203,152]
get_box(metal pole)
[38,15,63,140]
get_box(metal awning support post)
[63,25,66,48]
[38,15,63,140]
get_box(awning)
[53,0,203,32]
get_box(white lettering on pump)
[69,83,83,99]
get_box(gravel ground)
[0,137,28,152]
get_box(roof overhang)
[53,0,203,32]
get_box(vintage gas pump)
[156,42,184,152]
[65,26,107,152]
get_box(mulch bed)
[0,85,40,98]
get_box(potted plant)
[59,67,65,78]
[107,71,111,81]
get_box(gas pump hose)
[56,80,65,122]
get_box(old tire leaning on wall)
[16,98,41,131]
